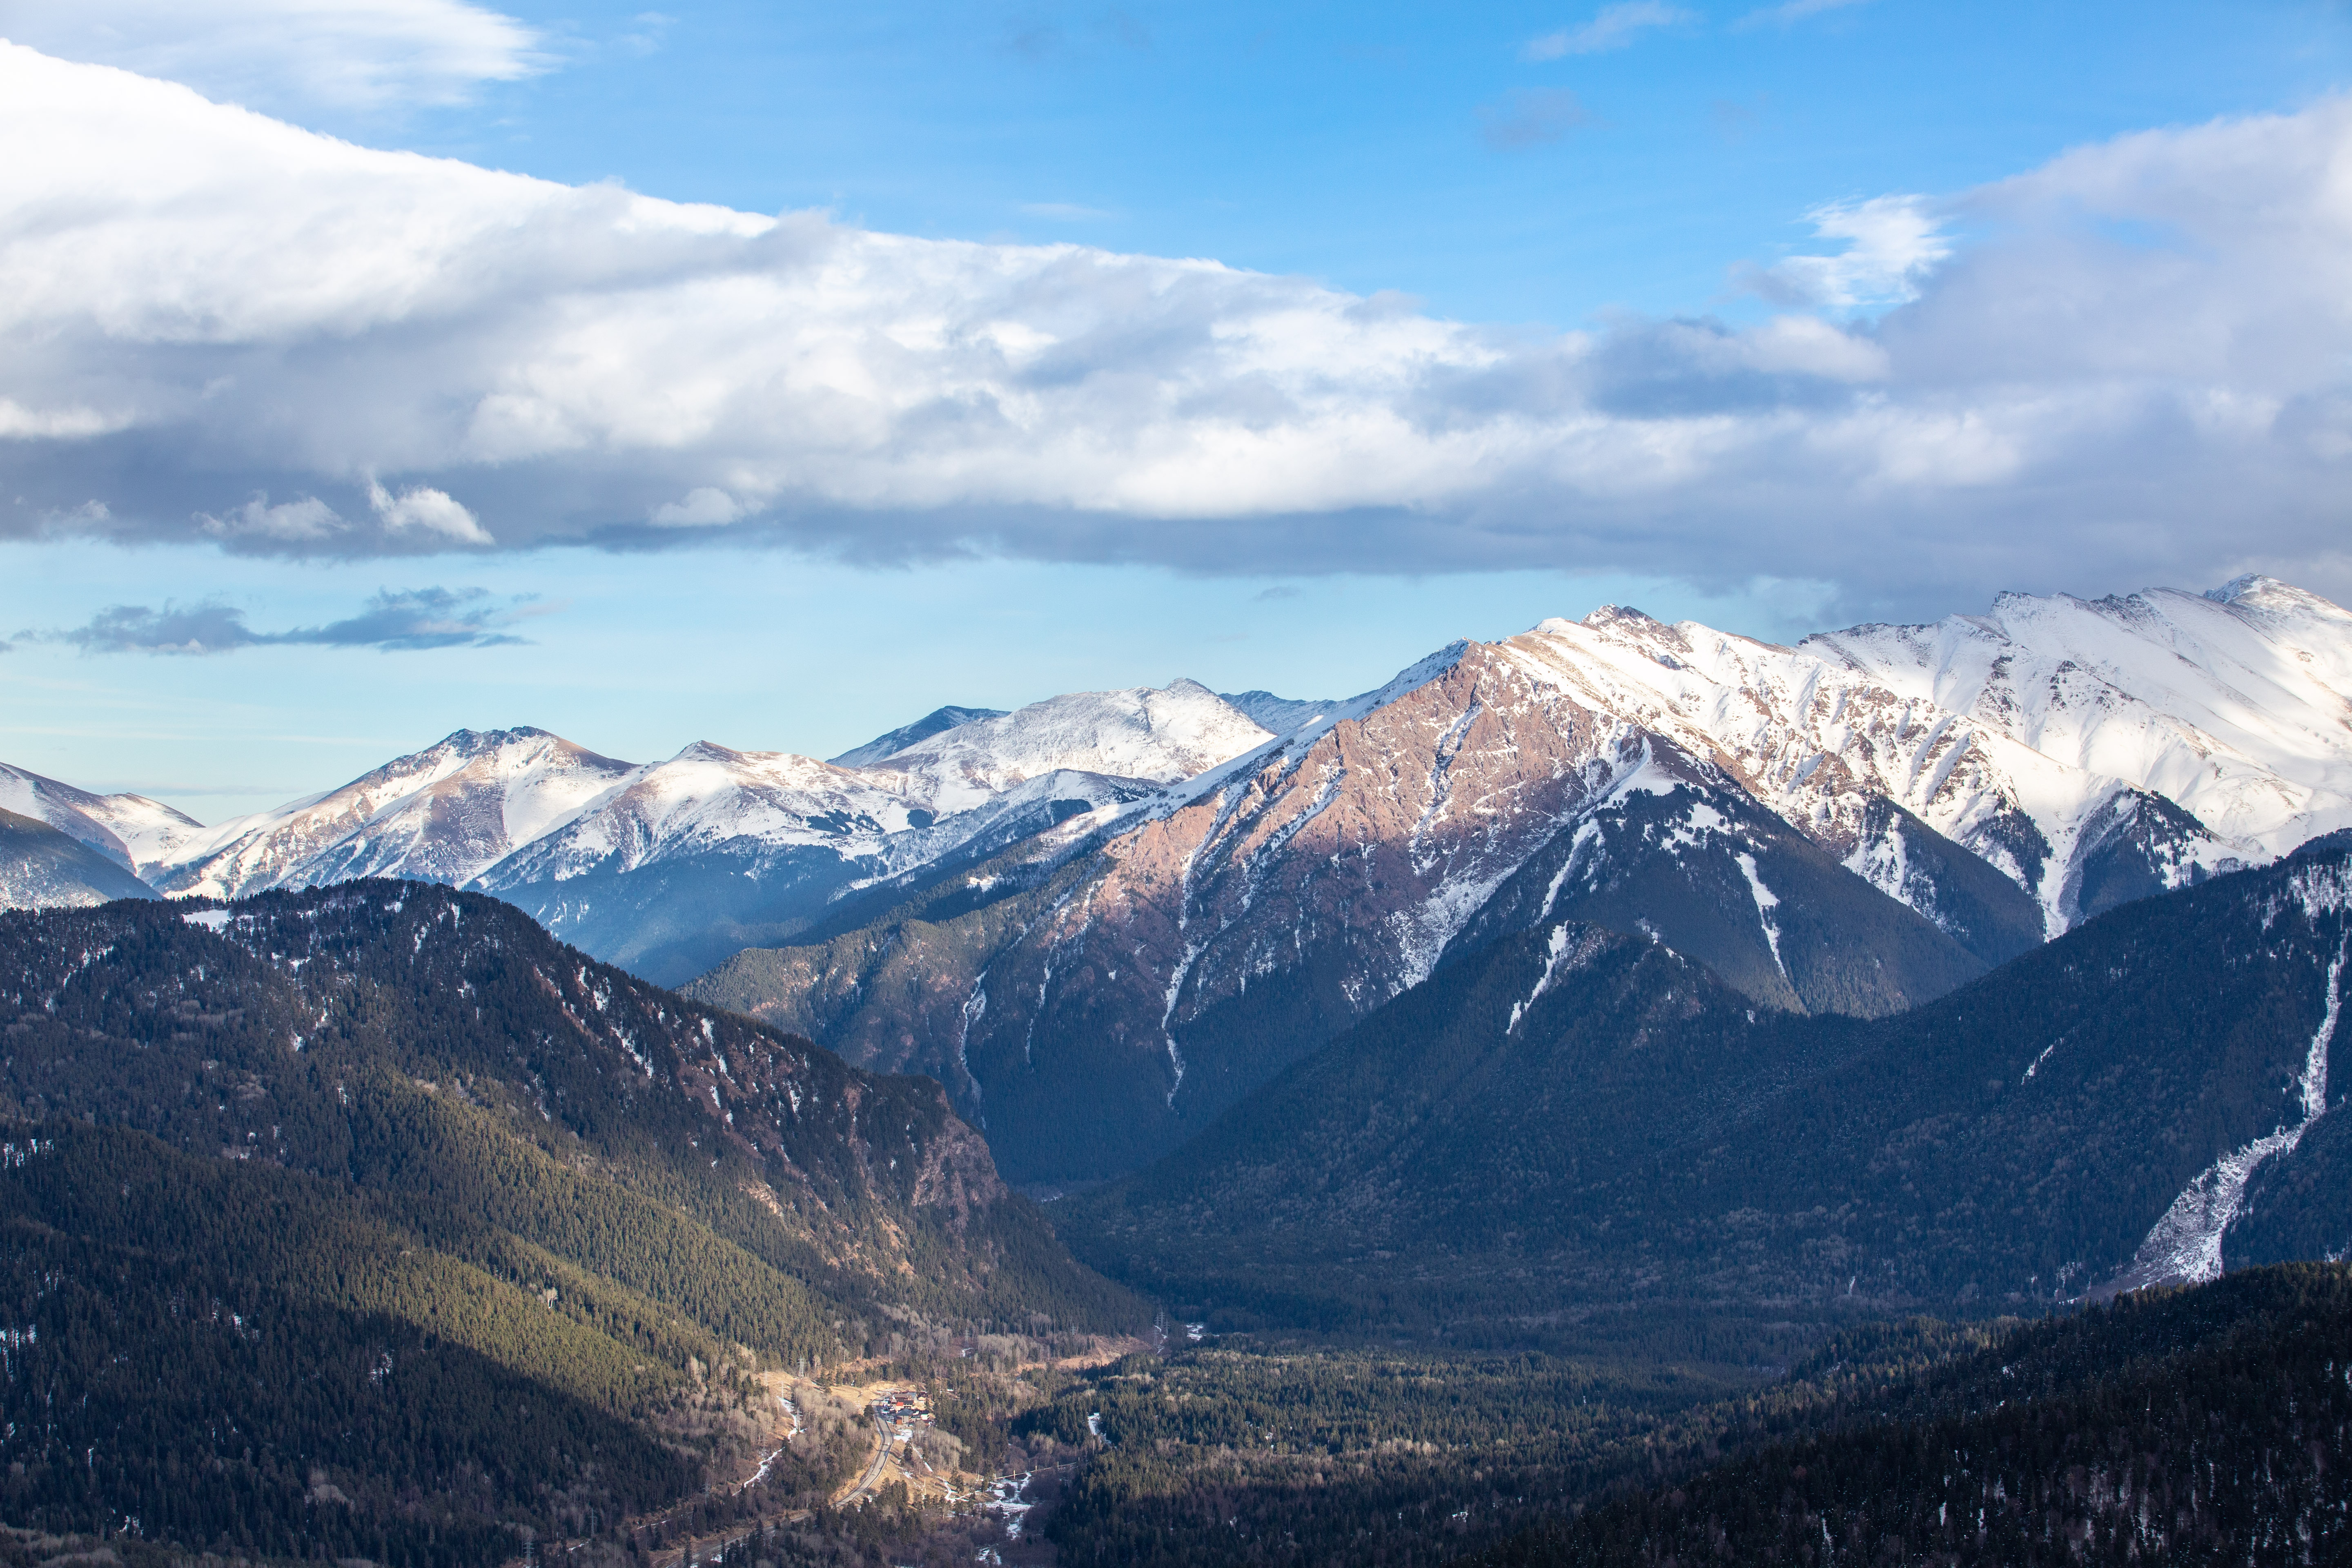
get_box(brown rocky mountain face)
[689,638,1982,1184]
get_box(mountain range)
[9,576,2350,1186]
[689,576,2352,1181]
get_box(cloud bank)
[39,587,540,653]
[1,42,2348,612]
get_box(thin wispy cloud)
[1520,2,1694,61]
[616,10,674,56]
[2,44,2350,610]
[0,0,548,110]
[1737,0,1874,28]
[1479,88,1592,150]
[42,589,545,655]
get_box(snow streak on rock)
[2105,938,2346,1294]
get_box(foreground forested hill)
[1468,1263,2352,1568]
[0,882,1147,1562]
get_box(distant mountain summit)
[827,703,1006,768]
[1801,573,2352,893]
[62,682,1277,983]
[154,726,639,900]
[0,760,206,874]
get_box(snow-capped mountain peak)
[0,762,207,875]
[827,705,1007,769]
[152,727,641,900]
[1802,581,2352,856]
[871,677,1278,814]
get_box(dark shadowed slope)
[1058,845,2352,1339]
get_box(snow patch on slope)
[1508,922,1586,1034]
[1734,852,1788,983]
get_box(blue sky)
[399,0,2346,323]
[1,0,2348,818]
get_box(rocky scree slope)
[1055,843,2352,1335]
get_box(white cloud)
[1521,2,1694,61]
[0,0,544,110]
[369,479,492,544]
[0,397,129,438]
[649,487,745,527]
[1745,195,1953,309]
[0,42,2348,610]
[199,494,346,540]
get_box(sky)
[0,0,2348,819]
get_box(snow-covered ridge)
[76,680,1291,940]
[0,762,205,876]
[11,579,2351,990]
[151,728,641,900]
[869,678,1276,815]
[1493,579,2352,936]
[826,705,1004,770]
[1803,577,2352,857]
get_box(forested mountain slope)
[0,882,1145,1562]
[1057,844,2352,1337]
